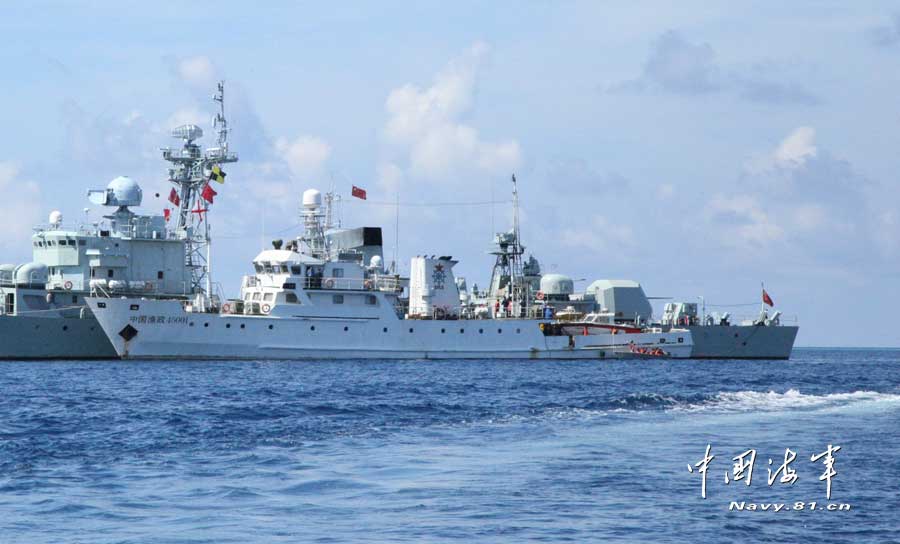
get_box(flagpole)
[761,281,765,317]
[393,192,400,274]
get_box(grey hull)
[0,315,117,359]
[686,325,798,359]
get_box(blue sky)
[1,2,898,346]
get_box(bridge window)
[290,265,302,275]
[107,269,114,278]
[157,271,164,279]
[365,295,377,305]
[285,293,299,304]
[333,294,344,304]
[263,293,274,302]
[332,268,344,278]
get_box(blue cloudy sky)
[1,1,898,346]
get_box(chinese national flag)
[163,208,171,222]
[201,183,218,204]
[351,185,367,200]
[168,188,181,206]
[762,289,774,307]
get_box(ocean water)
[1,348,898,543]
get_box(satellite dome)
[49,210,63,226]
[540,273,574,296]
[370,255,383,269]
[302,189,322,209]
[107,176,142,207]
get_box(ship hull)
[685,324,798,359]
[0,314,117,359]
[86,298,693,360]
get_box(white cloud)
[791,203,826,231]
[177,56,217,89]
[0,162,42,257]
[377,162,404,192]
[706,194,784,248]
[610,30,818,105]
[774,126,817,167]
[658,183,675,199]
[275,135,331,181]
[381,42,521,184]
[559,215,635,254]
[744,126,817,175]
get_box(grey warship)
[0,82,237,359]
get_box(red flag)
[163,208,171,222]
[351,185,367,200]
[168,188,180,206]
[762,289,774,307]
[201,183,217,204]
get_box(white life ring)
[324,279,335,289]
[261,303,271,314]
[222,303,231,314]
[536,291,544,300]
[64,280,73,290]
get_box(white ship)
[0,82,237,359]
[85,181,693,360]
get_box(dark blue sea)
[1,348,898,543]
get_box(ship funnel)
[408,256,460,319]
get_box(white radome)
[49,210,63,226]
[107,176,143,207]
[302,189,322,209]
[540,273,574,295]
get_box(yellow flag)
[209,165,226,184]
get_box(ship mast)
[487,174,528,317]
[161,81,238,304]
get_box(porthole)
[479,328,484,334]
[268,324,274,330]
[460,328,465,334]
[742,341,747,346]
[189,322,194,327]
[343,326,349,332]
[441,328,446,334]
[62,325,68,331]
[409,327,414,333]
[240,324,245,329]
[226,323,231,329]
[310,325,316,331]
[204,323,209,328]
[516,328,521,334]
[498,329,502,334]
[383,327,388,333]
